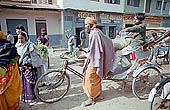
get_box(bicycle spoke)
[35,70,70,103]
[132,67,161,99]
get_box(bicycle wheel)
[150,87,170,110]
[34,70,70,103]
[132,67,161,100]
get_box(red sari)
[0,63,21,110]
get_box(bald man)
[81,17,114,106]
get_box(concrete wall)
[124,0,145,13]
[150,0,170,15]
[57,0,124,12]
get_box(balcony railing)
[6,0,53,5]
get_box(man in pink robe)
[81,17,114,106]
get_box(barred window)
[48,0,52,4]
[156,1,167,10]
[104,0,120,4]
[64,16,73,21]
[127,0,140,7]
[90,0,99,2]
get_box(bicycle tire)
[150,87,170,110]
[132,67,161,100]
[34,70,70,103]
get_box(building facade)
[0,0,62,46]
[62,10,123,47]
[0,0,170,47]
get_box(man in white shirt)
[6,31,14,44]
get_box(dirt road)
[21,48,169,110]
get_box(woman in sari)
[15,32,44,103]
[0,39,21,110]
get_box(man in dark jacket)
[111,13,146,79]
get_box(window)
[127,0,140,7]
[64,16,73,21]
[156,1,167,10]
[156,1,162,10]
[48,0,52,4]
[163,2,167,10]
[11,0,31,3]
[90,0,99,1]
[104,0,120,4]
[145,0,151,13]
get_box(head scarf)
[85,17,98,24]
[0,31,5,39]
[85,17,98,29]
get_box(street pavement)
[22,48,169,110]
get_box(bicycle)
[148,73,170,110]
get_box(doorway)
[76,28,82,47]
[109,26,115,39]
[35,19,47,38]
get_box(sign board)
[78,12,96,19]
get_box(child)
[37,37,49,73]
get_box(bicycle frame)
[62,47,152,81]
[63,60,84,79]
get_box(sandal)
[81,99,96,107]
[94,94,104,101]
[29,101,37,106]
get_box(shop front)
[144,16,163,27]
[123,14,163,28]
[99,13,123,39]
[62,10,123,47]
[75,11,123,39]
